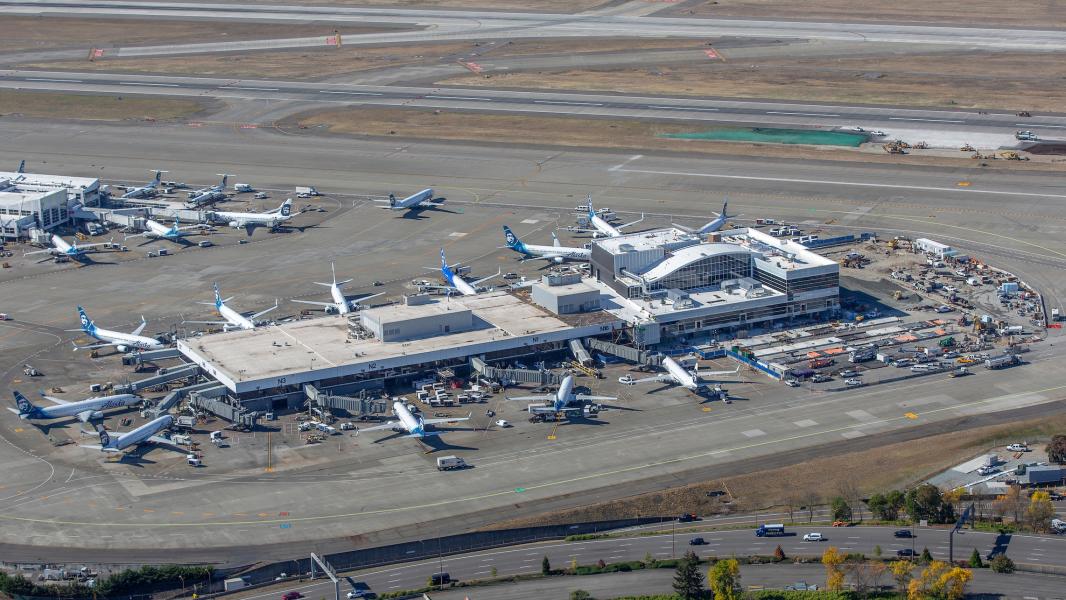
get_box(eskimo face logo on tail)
[504,227,518,248]
[280,201,291,217]
[13,391,34,415]
[99,430,111,447]
[78,307,94,333]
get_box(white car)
[1007,443,1029,452]
[495,419,511,428]
[618,375,637,385]
[844,379,863,387]
[346,591,366,599]
[784,379,800,387]
[803,532,825,542]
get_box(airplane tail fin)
[17,160,25,174]
[440,248,448,269]
[502,225,522,251]
[12,391,39,418]
[154,170,162,184]
[586,194,595,220]
[551,231,561,247]
[98,429,113,449]
[213,283,223,308]
[388,193,397,208]
[220,174,228,188]
[76,305,95,334]
[280,199,292,217]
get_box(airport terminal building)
[589,227,840,344]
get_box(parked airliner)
[10,390,142,424]
[80,415,175,453]
[375,188,446,215]
[121,170,164,200]
[428,248,500,296]
[208,198,292,233]
[360,400,469,440]
[24,234,111,262]
[124,216,211,243]
[673,201,736,235]
[292,262,384,315]
[570,195,643,238]
[620,356,740,392]
[184,283,277,331]
[70,306,164,352]
[506,374,615,415]
[502,226,590,263]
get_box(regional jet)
[69,306,164,352]
[375,188,447,216]
[569,195,643,238]
[208,198,292,234]
[9,390,141,424]
[619,356,740,392]
[124,216,211,244]
[426,248,500,296]
[360,400,469,440]
[292,262,384,315]
[502,225,590,264]
[506,374,615,415]
[121,170,165,200]
[80,415,175,453]
[186,174,230,207]
[672,201,736,235]
[185,283,278,331]
[23,234,111,262]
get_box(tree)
[570,591,592,600]
[994,486,1027,525]
[989,555,1015,573]
[831,496,853,522]
[920,547,933,565]
[905,484,955,524]
[707,558,741,600]
[1027,490,1056,532]
[886,490,906,521]
[803,491,821,523]
[822,546,846,592]
[541,555,551,576]
[890,560,914,594]
[773,545,786,562]
[874,545,882,559]
[847,561,887,599]
[907,561,971,600]
[672,551,704,600]
[1048,434,1066,464]
[644,552,655,568]
[969,548,983,568]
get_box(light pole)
[178,576,185,598]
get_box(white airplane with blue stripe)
[121,170,165,199]
[24,234,111,262]
[621,356,740,392]
[185,283,278,331]
[187,174,229,207]
[570,195,643,238]
[292,262,384,315]
[124,216,211,243]
[672,201,736,235]
[429,248,500,296]
[80,415,175,453]
[375,188,445,215]
[360,400,469,440]
[502,226,590,264]
[507,374,615,415]
[70,306,164,352]
[10,390,142,424]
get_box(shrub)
[989,555,1015,573]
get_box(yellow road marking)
[904,412,918,420]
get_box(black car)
[893,530,914,538]
[689,537,706,546]
[430,573,451,586]
[896,549,917,558]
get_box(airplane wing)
[177,224,213,232]
[421,415,471,426]
[23,248,56,257]
[671,223,696,234]
[575,394,617,401]
[76,410,97,423]
[38,393,71,406]
[625,375,670,385]
[348,292,385,306]
[131,318,148,337]
[506,394,555,402]
[181,320,230,326]
[250,301,279,321]
[617,213,645,230]
[698,366,741,377]
[472,268,502,287]
[359,420,399,432]
[123,232,150,241]
[71,340,115,351]
[291,300,335,308]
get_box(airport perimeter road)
[3,70,1066,137]
[227,526,1066,598]
[3,0,1066,50]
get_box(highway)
[3,0,1066,51]
[1,70,1063,140]
[226,524,1066,597]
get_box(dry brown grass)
[0,16,394,53]
[438,51,1066,113]
[665,0,1066,28]
[0,89,208,121]
[488,412,1066,529]
[290,107,1064,171]
[28,38,709,81]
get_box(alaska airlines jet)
[360,400,469,440]
[10,390,141,424]
[209,198,292,234]
[24,234,111,262]
[375,188,446,215]
[502,226,590,264]
[506,374,615,415]
[14,159,25,180]
[80,415,174,453]
[430,248,500,296]
[121,170,164,200]
[292,262,384,315]
[673,201,736,235]
[185,283,278,331]
[70,306,164,352]
[124,217,211,244]
[620,356,740,392]
[570,195,643,238]
[186,174,229,207]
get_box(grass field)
[0,90,208,121]
[488,412,1066,528]
[291,107,1060,171]
[438,51,1066,113]
[219,0,609,12]
[0,16,396,53]
[665,0,1066,28]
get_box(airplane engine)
[89,410,104,421]
[553,256,564,264]
[116,344,129,353]
[228,221,240,229]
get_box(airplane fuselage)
[662,356,700,391]
[88,325,163,351]
[393,401,425,436]
[15,393,140,420]
[329,285,351,314]
[218,302,256,330]
[104,414,173,452]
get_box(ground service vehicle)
[436,456,467,471]
[756,524,786,537]
[295,186,319,197]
